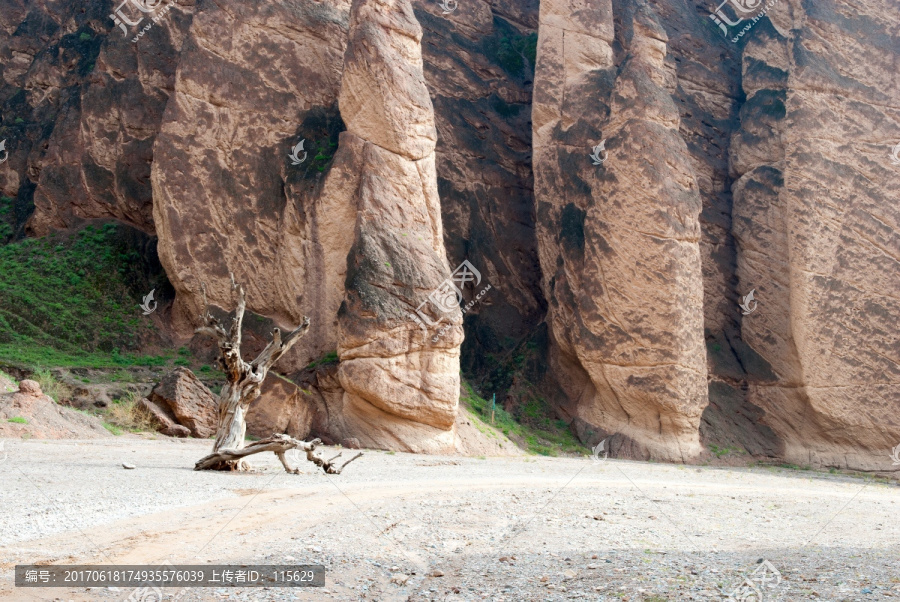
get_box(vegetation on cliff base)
[0,222,167,369]
[461,380,584,456]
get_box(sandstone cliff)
[532,0,708,461]
[1,0,896,467]
[727,0,900,470]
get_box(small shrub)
[7,416,27,424]
[306,351,339,369]
[32,368,72,403]
[106,393,159,433]
[102,422,123,436]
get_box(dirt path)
[1,438,898,601]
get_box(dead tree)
[192,276,361,474]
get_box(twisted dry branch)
[194,435,363,474]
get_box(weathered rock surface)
[3,0,897,467]
[147,367,217,438]
[727,0,900,470]
[414,1,546,390]
[531,0,708,461]
[151,0,351,364]
[138,397,191,438]
[333,0,462,453]
[0,1,196,237]
[245,375,316,441]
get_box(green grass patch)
[0,368,15,386]
[7,416,27,424]
[102,422,123,436]
[460,380,585,456]
[708,444,744,458]
[0,344,171,370]
[32,368,72,403]
[0,223,163,368]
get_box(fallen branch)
[194,434,363,474]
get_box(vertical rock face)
[332,0,462,453]
[730,0,900,470]
[0,1,194,238]
[151,0,351,364]
[412,1,546,391]
[532,0,708,461]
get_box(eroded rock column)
[331,0,463,452]
[532,0,708,461]
[731,0,900,471]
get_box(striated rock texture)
[0,0,196,237]
[246,375,318,441]
[532,0,708,461]
[413,1,546,392]
[727,0,900,470]
[332,0,462,453]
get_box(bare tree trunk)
[194,275,351,473]
[213,384,248,456]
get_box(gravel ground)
[1,437,899,601]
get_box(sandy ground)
[1,437,899,601]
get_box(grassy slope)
[461,380,585,457]
[0,223,167,369]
